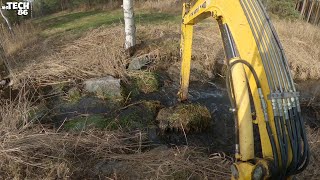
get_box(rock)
[84,76,122,101]
[156,104,211,133]
[128,56,151,70]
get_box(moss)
[67,87,82,103]
[28,104,49,122]
[64,115,108,131]
[107,100,161,130]
[63,100,160,131]
[122,71,160,98]
[157,104,211,133]
[142,100,162,113]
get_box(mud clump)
[156,104,211,133]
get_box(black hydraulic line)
[229,60,280,175]
[294,107,310,173]
[274,115,286,178]
[218,20,240,157]
[279,116,289,174]
[293,107,302,169]
[241,0,311,177]
[226,65,240,158]
[240,1,287,177]
[256,0,296,92]
[218,20,238,60]
[229,60,260,88]
[287,108,299,174]
[249,0,289,93]
[239,0,275,92]
[266,121,280,175]
[249,7,300,170]
[256,10,307,168]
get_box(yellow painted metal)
[230,57,254,161]
[232,160,271,180]
[177,0,297,178]
[179,0,275,161]
[232,162,255,180]
[178,23,194,101]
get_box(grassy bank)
[0,1,319,179]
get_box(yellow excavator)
[178,0,310,179]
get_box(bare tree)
[123,0,136,50]
[0,8,13,34]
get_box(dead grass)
[136,0,181,13]
[11,26,128,87]
[0,22,39,56]
[0,87,231,179]
[274,20,320,80]
[297,128,320,179]
[1,6,319,179]
[10,23,181,87]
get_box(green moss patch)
[63,100,161,131]
[107,100,161,130]
[122,71,160,98]
[64,115,108,131]
[156,104,211,133]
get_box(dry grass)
[136,0,181,13]
[0,22,39,56]
[1,4,319,179]
[11,26,128,87]
[297,128,320,179]
[274,20,320,80]
[10,23,181,87]
[0,87,231,179]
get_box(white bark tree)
[123,0,136,49]
[0,9,13,34]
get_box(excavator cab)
[178,0,310,179]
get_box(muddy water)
[132,74,235,153]
[136,74,320,154]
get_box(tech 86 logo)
[1,2,30,16]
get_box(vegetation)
[0,0,319,179]
[264,0,299,19]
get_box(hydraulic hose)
[255,0,310,174]
[239,0,310,177]
[218,20,241,157]
[227,60,279,174]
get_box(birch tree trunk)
[123,0,136,49]
[0,9,13,34]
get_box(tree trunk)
[300,0,307,19]
[0,9,13,34]
[123,0,136,50]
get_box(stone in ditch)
[84,76,122,101]
[128,56,151,70]
[156,104,211,133]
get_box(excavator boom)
[178,0,310,179]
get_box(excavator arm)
[178,0,310,179]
